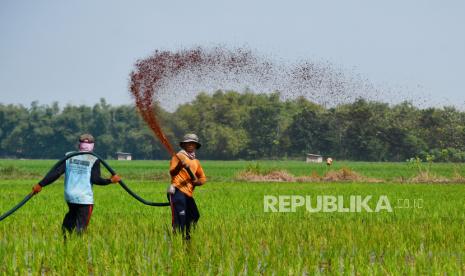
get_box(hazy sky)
[1,0,464,108]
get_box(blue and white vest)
[64,154,98,204]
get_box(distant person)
[31,134,121,237]
[326,157,333,167]
[167,133,207,240]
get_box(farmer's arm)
[38,160,66,187]
[194,161,206,186]
[91,160,118,185]
[169,156,184,177]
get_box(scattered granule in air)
[129,46,416,146]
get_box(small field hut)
[116,152,132,161]
[306,153,323,163]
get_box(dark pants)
[168,188,200,239]
[62,202,93,236]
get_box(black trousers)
[62,202,93,236]
[168,188,200,239]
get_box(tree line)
[1,91,465,161]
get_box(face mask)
[79,142,94,152]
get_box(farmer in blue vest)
[31,134,121,236]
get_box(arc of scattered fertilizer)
[0,151,170,222]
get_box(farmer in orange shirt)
[167,133,206,240]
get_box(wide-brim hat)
[179,133,201,149]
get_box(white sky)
[1,0,464,108]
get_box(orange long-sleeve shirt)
[170,152,206,197]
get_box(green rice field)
[0,159,464,274]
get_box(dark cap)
[79,133,95,143]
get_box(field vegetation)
[1,160,464,274]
